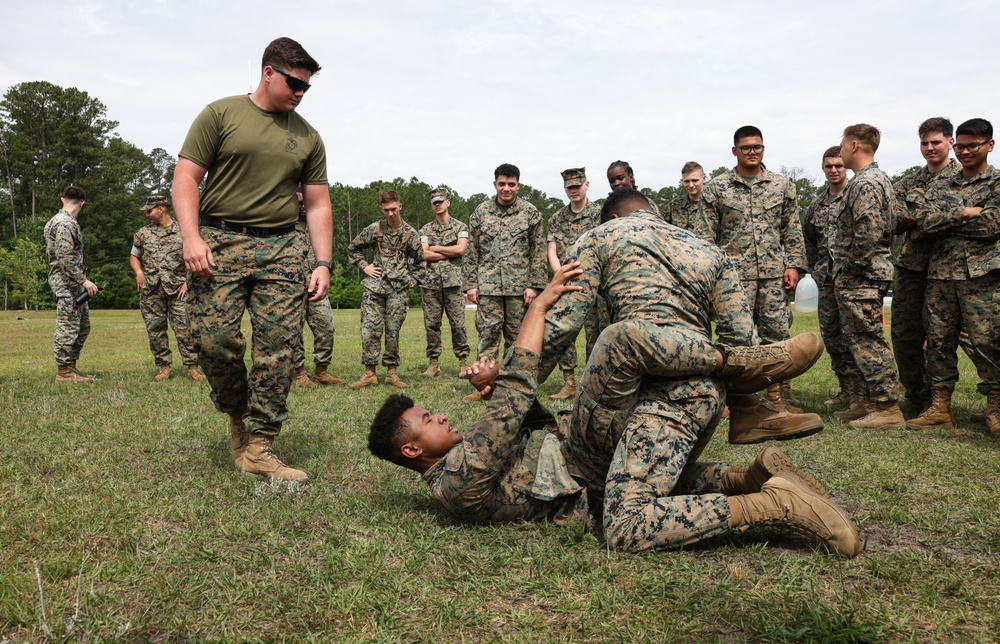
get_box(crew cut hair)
[494,163,520,180]
[956,118,993,141]
[734,125,763,145]
[822,145,842,161]
[600,188,651,223]
[63,185,86,201]
[681,161,704,175]
[843,124,881,153]
[262,37,321,74]
[918,117,953,139]
[368,394,415,466]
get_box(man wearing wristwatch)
[172,37,333,482]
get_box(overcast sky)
[3,0,999,200]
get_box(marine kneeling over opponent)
[367,264,861,557]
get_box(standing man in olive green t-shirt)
[172,37,333,482]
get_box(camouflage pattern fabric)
[817,281,854,378]
[44,211,87,300]
[53,298,91,366]
[916,166,1000,394]
[421,286,470,359]
[834,275,897,401]
[360,288,410,367]
[348,219,426,295]
[419,217,468,290]
[740,277,791,345]
[665,194,703,233]
[132,221,197,366]
[463,197,548,296]
[422,346,589,526]
[293,221,335,370]
[890,163,960,401]
[475,295,526,361]
[547,199,607,372]
[186,227,308,436]
[832,162,896,282]
[697,168,805,345]
[419,217,470,359]
[604,375,730,552]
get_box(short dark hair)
[734,125,763,145]
[379,189,400,204]
[956,118,993,141]
[918,117,953,139]
[681,161,704,175]
[368,394,415,466]
[494,163,520,180]
[62,185,86,201]
[600,188,651,223]
[843,123,881,153]
[262,37,321,74]
[822,145,842,161]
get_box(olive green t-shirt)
[179,95,328,227]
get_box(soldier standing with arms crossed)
[130,195,204,382]
[173,37,333,482]
[418,188,471,380]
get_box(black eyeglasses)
[271,67,311,93]
[737,145,765,154]
[953,141,990,153]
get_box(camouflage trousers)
[890,267,929,401]
[475,295,526,361]
[925,272,1000,395]
[603,376,730,553]
[53,297,91,366]
[294,291,335,370]
[557,298,610,372]
[835,277,899,403]
[360,287,409,367]
[817,281,853,378]
[421,286,470,359]
[567,320,719,512]
[186,228,307,437]
[140,286,198,366]
[742,277,791,345]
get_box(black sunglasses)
[271,67,311,94]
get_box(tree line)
[0,81,917,310]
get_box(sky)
[3,0,1000,200]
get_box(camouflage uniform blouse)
[419,217,469,290]
[893,162,960,272]
[463,197,547,296]
[349,219,427,294]
[665,195,703,234]
[547,199,602,261]
[831,162,896,281]
[422,346,588,525]
[131,221,187,296]
[44,210,87,299]
[802,186,844,287]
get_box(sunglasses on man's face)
[271,67,311,93]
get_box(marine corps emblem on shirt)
[285,133,299,153]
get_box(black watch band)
[315,261,333,270]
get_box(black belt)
[199,215,296,238]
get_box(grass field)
[1,308,999,642]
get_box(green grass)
[1,308,999,642]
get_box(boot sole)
[768,475,861,557]
[729,419,824,445]
[905,421,957,430]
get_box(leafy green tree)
[0,237,46,309]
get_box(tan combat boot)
[229,412,249,468]
[187,365,205,381]
[720,446,830,499]
[721,333,824,394]
[422,358,441,378]
[986,392,1000,438]
[350,365,378,389]
[729,474,861,557]
[384,367,407,388]
[549,369,578,401]
[833,379,870,421]
[312,365,345,385]
[293,367,316,388]
[154,364,172,381]
[824,374,851,407]
[727,394,824,444]
[458,357,470,379]
[848,401,905,430]
[462,389,483,403]
[55,365,94,383]
[67,361,95,381]
[906,387,956,430]
[766,382,804,414]
[239,434,308,481]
